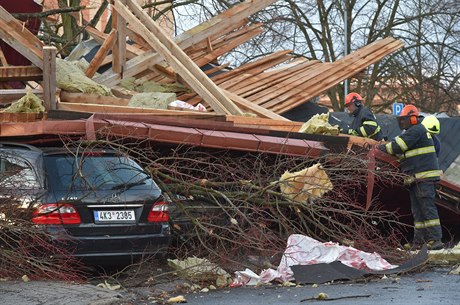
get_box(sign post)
[392,103,404,116]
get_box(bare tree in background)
[172,0,460,115]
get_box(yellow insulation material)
[128,92,177,109]
[2,90,45,113]
[299,113,340,135]
[56,58,112,96]
[279,163,333,203]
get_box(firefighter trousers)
[409,180,442,243]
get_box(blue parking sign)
[393,103,404,115]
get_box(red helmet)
[345,92,363,106]
[397,105,420,129]
[399,105,419,117]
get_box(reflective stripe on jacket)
[349,107,383,140]
[384,124,441,181]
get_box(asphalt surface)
[1,267,459,305]
[0,280,122,305]
[183,267,460,305]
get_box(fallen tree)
[75,137,411,272]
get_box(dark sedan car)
[0,142,170,261]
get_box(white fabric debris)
[232,234,398,286]
[168,100,207,111]
[232,268,261,286]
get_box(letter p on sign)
[393,103,404,115]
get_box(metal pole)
[344,0,348,101]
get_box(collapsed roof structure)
[0,0,459,233]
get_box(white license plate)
[94,210,135,222]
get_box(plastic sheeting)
[232,234,397,286]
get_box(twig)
[300,294,372,302]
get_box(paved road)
[1,267,459,305]
[183,268,460,305]
[0,281,122,305]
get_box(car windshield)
[44,154,154,191]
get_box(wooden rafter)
[113,0,243,115]
[94,0,278,87]
[0,6,44,67]
[0,66,42,81]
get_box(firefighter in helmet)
[421,115,441,157]
[377,105,443,250]
[342,92,383,141]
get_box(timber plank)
[193,27,263,67]
[42,46,57,111]
[249,62,332,105]
[271,39,404,113]
[0,18,43,67]
[112,0,127,75]
[85,29,117,78]
[183,53,296,106]
[57,101,219,118]
[225,115,302,132]
[60,91,129,106]
[0,66,42,81]
[229,59,319,95]
[85,26,143,58]
[254,38,401,111]
[94,0,278,87]
[212,50,293,83]
[183,20,251,56]
[215,54,294,87]
[0,89,43,104]
[0,47,8,66]
[0,7,44,67]
[115,0,243,115]
[222,89,288,121]
[216,55,300,89]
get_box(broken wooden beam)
[94,0,278,87]
[85,29,117,78]
[113,0,243,115]
[0,6,44,67]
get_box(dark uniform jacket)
[381,124,441,181]
[347,107,383,140]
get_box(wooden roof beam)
[228,60,322,96]
[0,66,42,81]
[0,6,44,67]
[271,38,404,113]
[94,0,278,87]
[114,0,243,115]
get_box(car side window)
[0,154,40,189]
